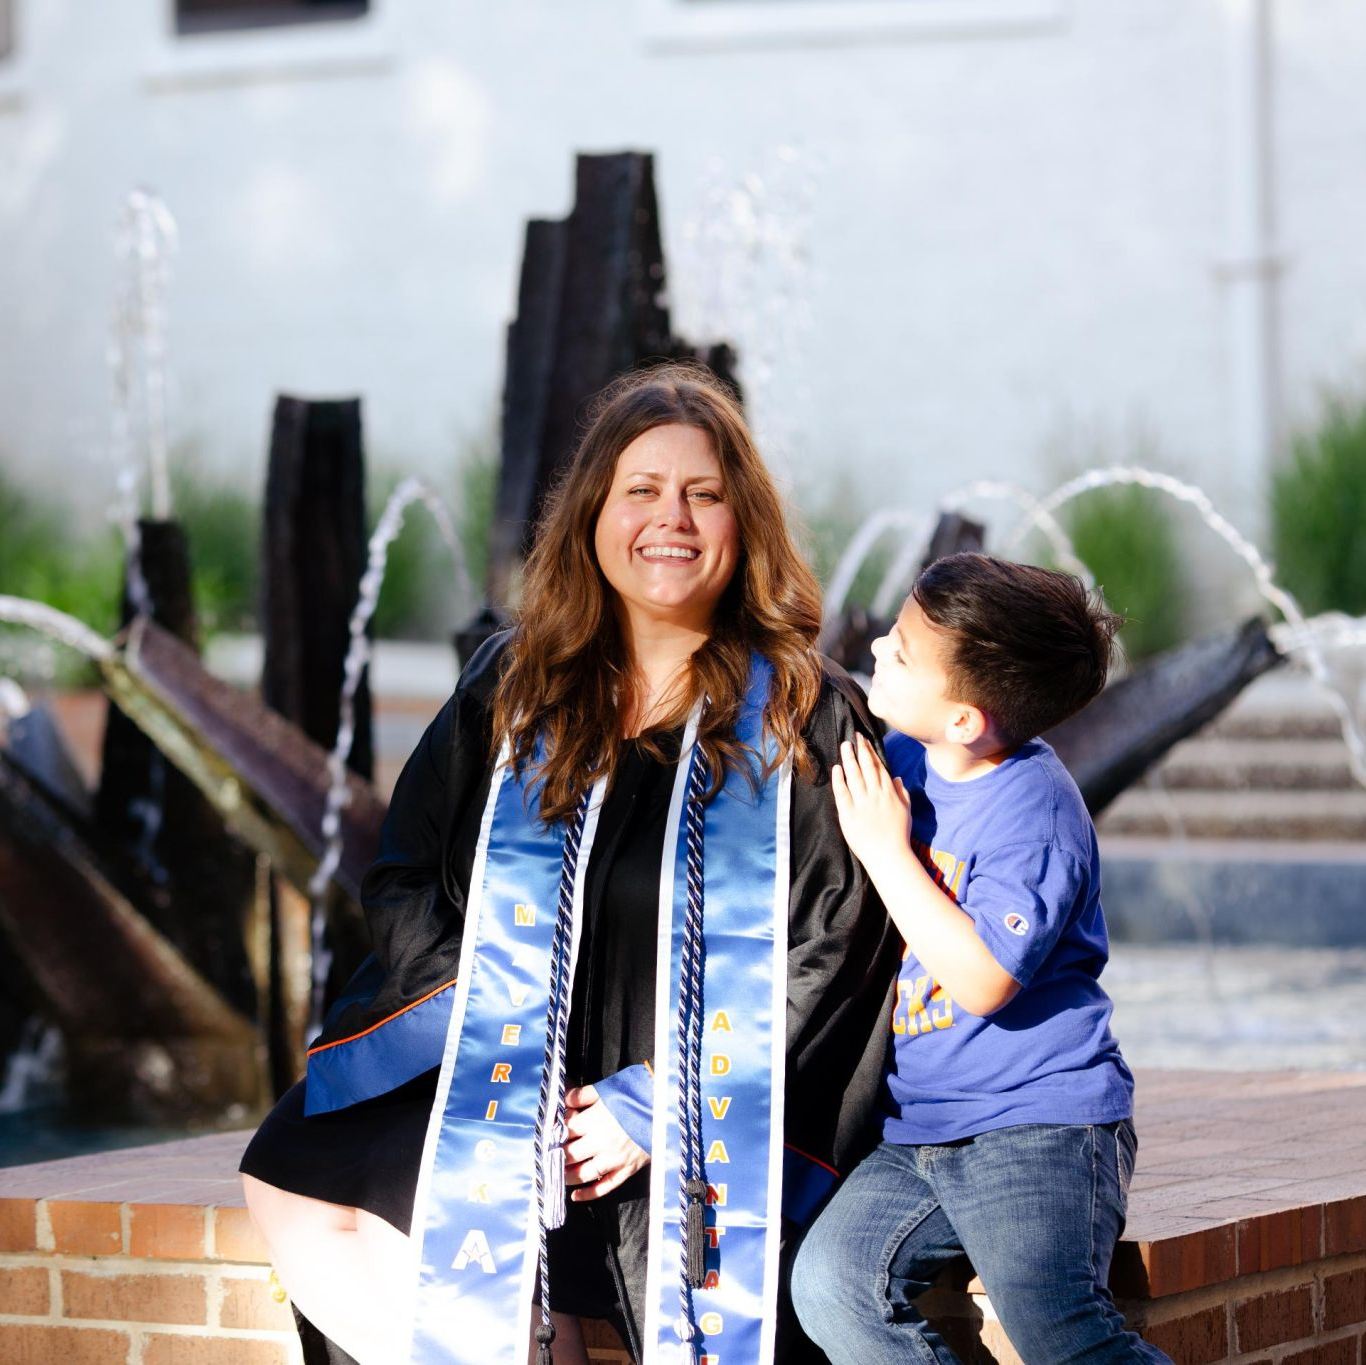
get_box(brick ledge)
[2,1068,1365,1363]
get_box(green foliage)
[367,471,439,640]
[1270,395,1366,617]
[0,455,263,653]
[0,467,121,684]
[170,464,261,636]
[1055,483,1186,661]
[455,443,497,598]
[0,434,496,671]
[791,476,892,609]
[0,468,123,635]
[367,442,495,640]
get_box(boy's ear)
[945,705,989,745]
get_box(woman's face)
[593,423,741,635]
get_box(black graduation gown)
[242,633,900,1360]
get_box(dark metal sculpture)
[1047,618,1283,816]
[3,704,91,821]
[94,520,258,1022]
[0,705,86,1080]
[262,396,373,780]
[0,746,260,1121]
[95,519,199,847]
[0,600,393,1119]
[260,396,375,1082]
[103,614,388,1098]
[921,512,986,570]
[103,617,384,906]
[0,150,1301,1131]
[476,151,740,639]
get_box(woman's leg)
[243,1174,414,1363]
[245,1174,589,1365]
[526,1312,590,1365]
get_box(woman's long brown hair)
[491,363,824,824]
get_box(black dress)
[242,635,899,1359]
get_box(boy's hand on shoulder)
[832,734,912,877]
[835,734,1021,1016]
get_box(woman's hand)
[831,733,912,877]
[562,1084,650,1201]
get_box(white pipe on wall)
[1220,0,1282,536]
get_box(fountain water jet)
[823,479,1090,641]
[108,190,179,620]
[0,597,115,663]
[111,189,177,523]
[1000,466,1366,791]
[0,1019,63,1115]
[676,144,822,473]
[306,476,474,1030]
[823,466,1366,794]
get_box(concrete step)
[1096,788,1366,841]
[1099,836,1366,946]
[1151,737,1357,791]
[1197,670,1358,741]
[1205,708,1349,742]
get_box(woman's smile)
[637,543,700,562]
[594,423,740,631]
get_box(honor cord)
[676,747,708,1352]
[533,792,589,1363]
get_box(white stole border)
[643,706,702,1361]
[758,759,792,1365]
[401,744,607,1361]
[405,744,512,1361]
[641,709,790,1363]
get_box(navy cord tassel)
[535,1322,555,1365]
[685,1177,708,1288]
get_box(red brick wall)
[0,1196,299,1363]
[957,1252,1366,1365]
[6,1188,1361,1363]
[0,1194,631,1363]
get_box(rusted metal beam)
[0,752,262,1119]
[1047,617,1283,816]
[99,617,383,908]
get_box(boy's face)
[867,599,977,744]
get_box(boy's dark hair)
[911,552,1123,745]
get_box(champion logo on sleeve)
[1003,912,1030,936]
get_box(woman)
[242,364,899,1364]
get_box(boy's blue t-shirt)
[881,731,1133,1145]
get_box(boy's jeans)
[791,1120,1171,1364]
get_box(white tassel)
[542,1119,567,1230]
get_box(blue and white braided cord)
[533,792,589,1343]
[675,745,708,1348]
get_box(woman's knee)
[241,1175,357,1258]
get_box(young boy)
[792,553,1169,1364]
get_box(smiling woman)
[593,424,739,641]
[240,363,899,1365]
[493,365,829,824]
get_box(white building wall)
[1276,2,1366,423]
[0,0,1363,560]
